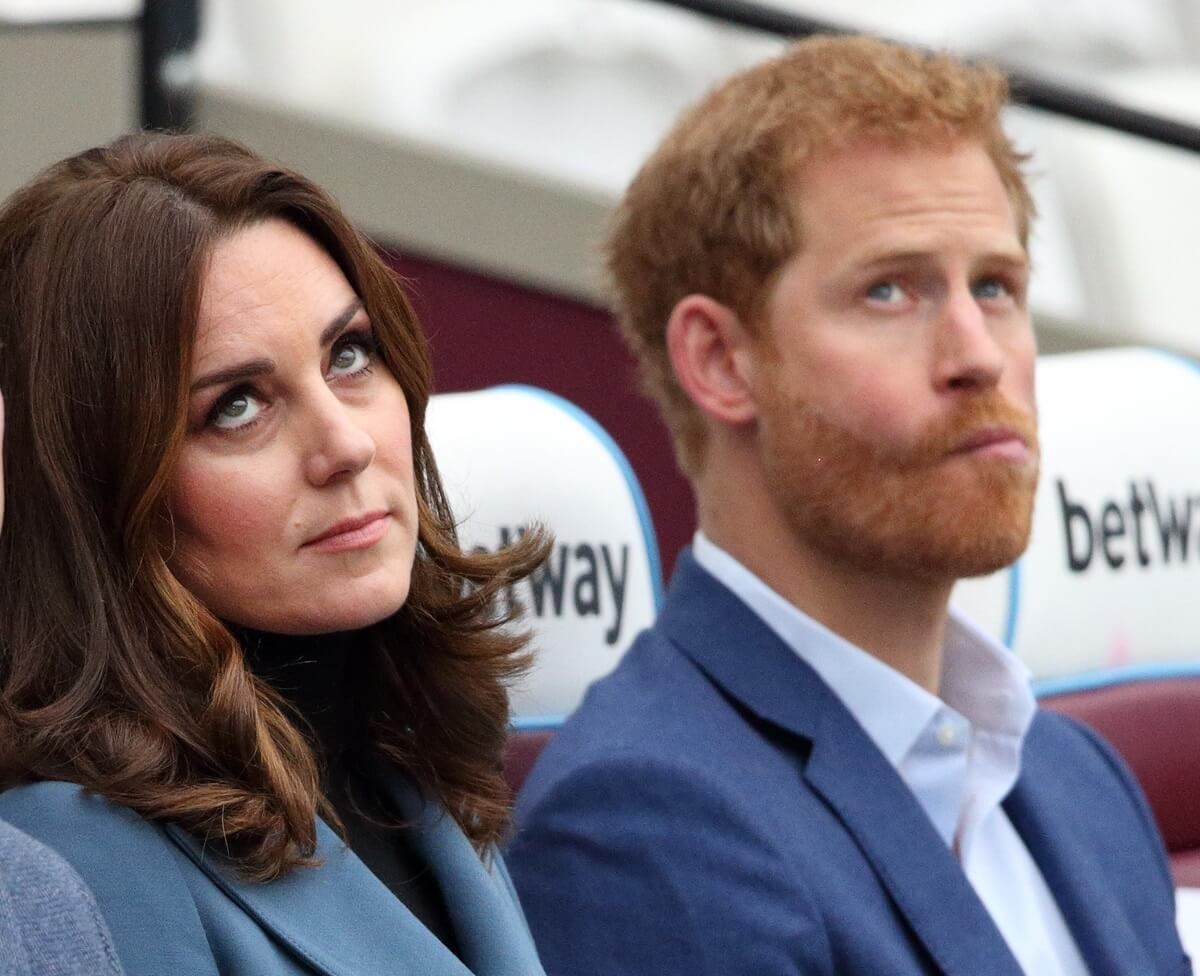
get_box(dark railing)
[141,0,200,130]
[0,1,198,131]
[24,0,1200,151]
[649,0,1200,155]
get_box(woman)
[0,133,549,975]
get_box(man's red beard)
[757,385,1040,583]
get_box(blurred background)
[5,0,1200,575]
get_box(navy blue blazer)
[0,770,544,976]
[0,818,123,975]
[509,550,1191,976]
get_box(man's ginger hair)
[605,34,1034,476]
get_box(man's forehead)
[790,140,1025,258]
[844,230,1028,269]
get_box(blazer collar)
[166,770,542,976]
[661,550,1026,976]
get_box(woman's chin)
[221,579,412,636]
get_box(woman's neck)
[236,628,357,769]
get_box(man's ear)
[666,294,759,426]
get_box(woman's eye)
[328,340,372,378]
[866,281,904,304]
[209,391,263,431]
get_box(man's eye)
[209,391,263,431]
[866,281,904,303]
[973,278,1011,301]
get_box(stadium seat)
[425,385,663,793]
[953,347,1200,884]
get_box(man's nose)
[933,285,1005,394]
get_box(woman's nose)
[302,391,376,487]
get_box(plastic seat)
[425,385,662,793]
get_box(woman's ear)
[666,295,759,427]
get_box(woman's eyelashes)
[326,329,378,380]
[206,386,266,432]
[200,330,381,434]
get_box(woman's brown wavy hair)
[0,132,548,880]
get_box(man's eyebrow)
[980,250,1030,271]
[845,245,1029,275]
[189,299,366,394]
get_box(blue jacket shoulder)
[0,781,219,975]
[0,816,124,975]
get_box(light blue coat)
[0,771,544,976]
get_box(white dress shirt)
[692,532,1089,976]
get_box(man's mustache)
[781,390,1038,471]
[892,393,1038,470]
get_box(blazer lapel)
[803,714,1025,976]
[1004,744,1154,976]
[166,816,475,976]
[366,768,544,976]
[661,551,1025,976]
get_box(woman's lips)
[302,511,391,553]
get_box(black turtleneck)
[237,628,461,958]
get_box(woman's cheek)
[169,452,290,555]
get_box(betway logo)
[1058,479,1200,571]
[476,527,631,645]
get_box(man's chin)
[829,486,1036,584]
[906,467,1038,580]
[938,537,1031,580]
[901,511,1034,582]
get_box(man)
[507,35,1190,976]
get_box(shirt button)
[936,723,960,748]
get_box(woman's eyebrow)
[190,357,274,394]
[190,299,365,393]
[318,298,366,348]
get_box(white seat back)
[426,384,663,726]
[952,347,1200,691]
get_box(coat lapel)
[166,816,476,976]
[1004,737,1155,976]
[366,768,544,976]
[166,771,544,976]
[660,551,1025,976]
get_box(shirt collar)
[941,612,1036,741]
[690,532,1035,770]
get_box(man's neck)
[700,499,954,695]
